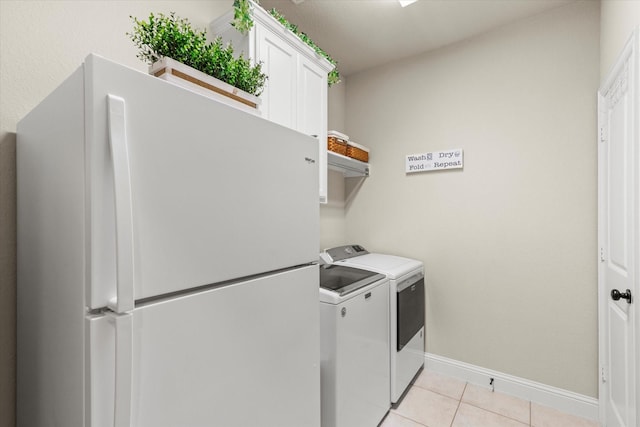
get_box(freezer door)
[84,55,319,308]
[88,265,320,427]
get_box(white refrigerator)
[17,54,321,427]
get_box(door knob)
[611,289,632,303]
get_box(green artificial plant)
[128,12,267,96]
[231,0,255,35]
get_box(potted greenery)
[128,12,267,112]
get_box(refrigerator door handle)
[107,94,135,313]
[111,312,133,427]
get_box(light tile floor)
[380,370,599,427]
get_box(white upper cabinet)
[255,24,297,129]
[211,3,334,203]
[297,56,326,140]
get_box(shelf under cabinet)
[327,151,370,178]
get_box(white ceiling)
[258,0,576,77]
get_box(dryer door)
[397,277,425,351]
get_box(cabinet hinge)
[600,247,605,262]
[601,366,607,383]
[600,127,606,143]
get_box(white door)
[598,28,639,427]
[88,265,320,427]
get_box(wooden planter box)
[149,57,261,116]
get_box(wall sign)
[405,148,463,173]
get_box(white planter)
[149,57,261,116]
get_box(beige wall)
[600,0,640,79]
[342,1,600,397]
[0,2,233,426]
[321,82,349,250]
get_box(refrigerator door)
[84,55,319,309]
[88,265,320,427]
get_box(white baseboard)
[424,353,599,422]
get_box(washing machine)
[319,264,390,427]
[322,245,425,404]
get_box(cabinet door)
[298,56,329,202]
[256,25,297,129]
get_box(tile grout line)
[461,400,531,426]
[413,369,596,427]
[411,380,466,402]
[389,411,428,427]
[457,383,533,426]
[449,382,468,427]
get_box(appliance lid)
[319,265,385,296]
[336,253,423,280]
[342,253,419,270]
